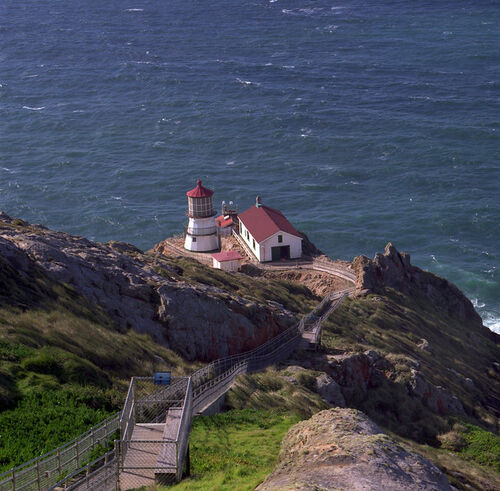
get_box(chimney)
[256,196,262,208]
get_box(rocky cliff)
[0,212,297,361]
[353,242,483,326]
[258,408,453,491]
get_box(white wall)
[213,258,241,272]
[239,221,262,261]
[260,231,302,261]
[239,221,302,262]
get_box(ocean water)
[0,0,498,331]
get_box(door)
[271,246,281,261]
[271,245,290,261]
[280,245,290,259]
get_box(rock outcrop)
[410,370,465,416]
[258,408,453,491]
[353,243,482,325]
[0,213,294,361]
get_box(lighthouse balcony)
[186,225,217,236]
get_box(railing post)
[75,441,79,468]
[57,448,62,475]
[35,460,41,491]
[11,469,15,491]
[115,440,120,489]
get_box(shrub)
[438,431,467,451]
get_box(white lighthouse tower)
[184,179,219,252]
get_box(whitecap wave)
[483,312,500,334]
[236,78,260,86]
[282,8,324,16]
[23,106,45,111]
[125,8,143,12]
[472,298,486,309]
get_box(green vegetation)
[168,409,301,491]
[0,386,116,471]
[395,429,500,490]
[438,423,500,472]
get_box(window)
[192,237,197,242]
[278,235,283,243]
[246,230,249,240]
[253,239,256,249]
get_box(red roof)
[186,179,214,198]
[238,205,302,243]
[212,251,243,262]
[216,215,235,228]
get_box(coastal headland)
[0,212,498,490]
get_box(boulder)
[257,408,453,491]
[315,373,346,407]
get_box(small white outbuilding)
[211,250,243,272]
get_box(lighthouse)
[184,179,219,252]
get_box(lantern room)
[186,180,215,218]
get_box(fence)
[0,414,119,491]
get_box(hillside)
[0,214,498,489]
[0,212,316,470]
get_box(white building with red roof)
[237,197,302,262]
[211,250,243,272]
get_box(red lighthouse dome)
[186,179,214,198]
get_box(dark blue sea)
[1,0,499,331]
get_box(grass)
[394,428,500,490]
[168,409,301,491]
[225,369,328,418]
[0,254,197,471]
[458,423,500,472]
[0,386,118,471]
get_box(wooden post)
[11,469,15,491]
[57,448,61,475]
[75,441,79,468]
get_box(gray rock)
[409,369,465,416]
[417,338,431,352]
[258,408,453,491]
[315,373,346,407]
[0,214,295,361]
